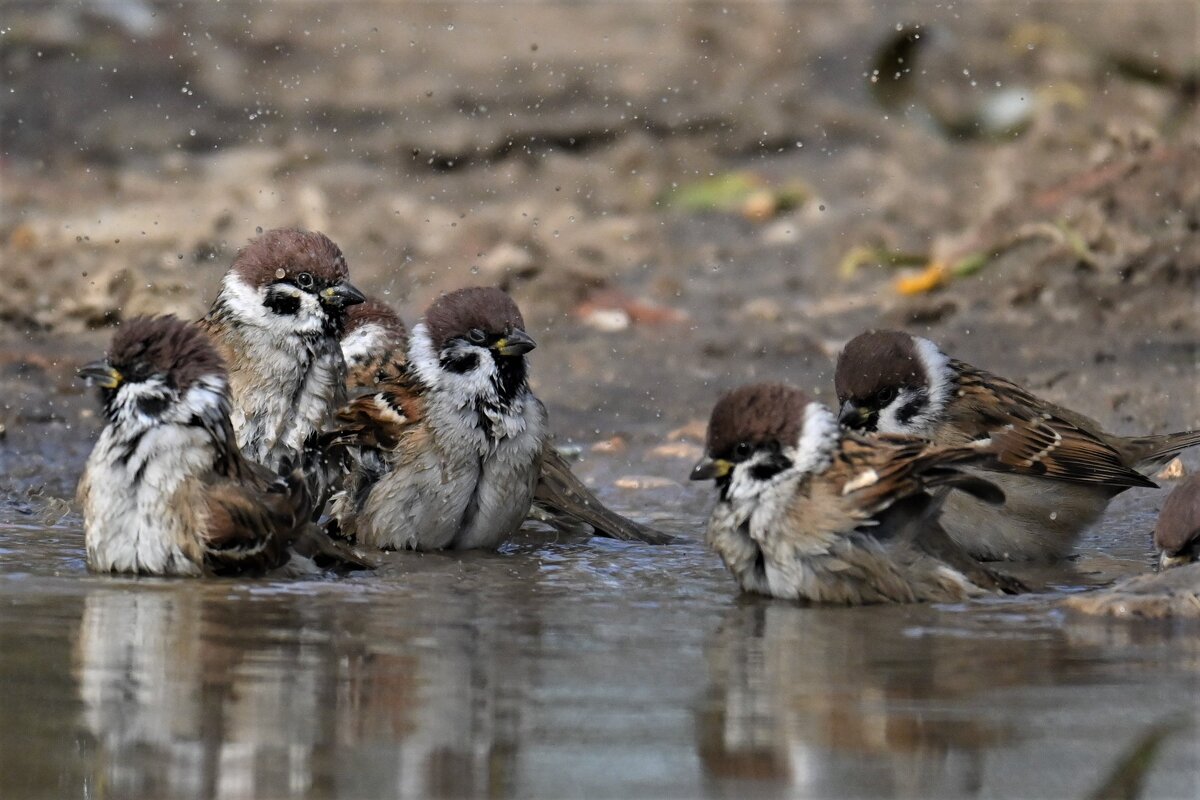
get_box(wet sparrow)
[198,228,365,474]
[330,287,547,550]
[1155,474,1200,569]
[690,383,1023,605]
[77,315,371,576]
[835,330,1200,561]
[341,296,409,389]
[336,294,673,546]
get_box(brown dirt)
[1,0,1198,527]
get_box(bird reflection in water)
[72,582,524,799]
[695,601,1030,799]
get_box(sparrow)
[1155,474,1200,569]
[329,286,548,550]
[834,330,1200,561]
[341,296,409,389]
[336,293,674,546]
[198,228,365,475]
[689,382,1024,605]
[76,315,372,576]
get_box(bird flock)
[76,228,1200,604]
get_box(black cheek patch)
[441,351,479,374]
[263,288,301,316]
[137,394,171,418]
[750,454,794,482]
[895,398,924,425]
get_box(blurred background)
[1,2,1197,434]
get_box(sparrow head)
[341,297,409,388]
[220,228,365,337]
[691,382,838,502]
[1155,474,1200,569]
[79,315,229,430]
[834,329,953,436]
[344,297,409,343]
[410,286,535,405]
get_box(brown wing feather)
[347,341,408,392]
[831,434,996,520]
[950,361,1155,490]
[533,446,675,544]
[200,475,299,575]
[333,370,425,452]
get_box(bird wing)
[824,434,997,524]
[346,334,408,391]
[199,471,302,575]
[950,361,1156,490]
[532,445,676,544]
[331,370,426,453]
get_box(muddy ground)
[2,1,1198,493]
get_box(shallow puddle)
[1,469,1198,800]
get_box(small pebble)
[651,442,703,460]
[615,476,678,490]
[1156,458,1187,480]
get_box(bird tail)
[1121,430,1200,472]
[275,462,372,570]
[292,522,376,572]
[534,446,675,545]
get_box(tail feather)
[534,447,675,545]
[292,523,376,572]
[1123,430,1200,472]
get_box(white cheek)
[408,324,496,401]
[294,291,326,329]
[110,379,172,430]
[221,274,325,335]
[725,452,776,502]
[877,389,925,435]
[341,324,383,366]
[440,345,497,402]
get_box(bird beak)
[838,400,874,430]
[78,360,122,389]
[493,329,536,357]
[690,457,731,481]
[320,281,367,309]
[1159,551,1194,570]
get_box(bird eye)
[467,328,487,344]
[877,387,898,405]
[295,272,315,290]
[732,441,753,461]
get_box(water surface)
[2,473,1198,800]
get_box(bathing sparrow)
[77,315,371,576]
[329,287,548,550]
[336,294,673,546]
[690,383,1023,604]
[199,228,365,476]
[835,330,1200,561]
